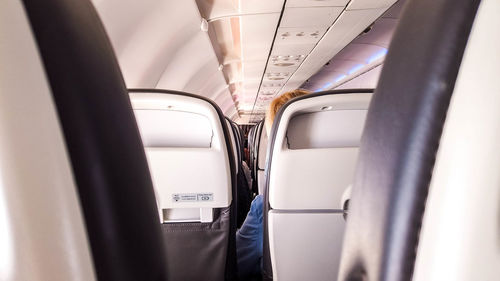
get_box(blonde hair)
[265,89,310,135]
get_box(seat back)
[1,1,96,279]
[248,125,257,164]
[231,121,244,165]
[253,122,264,175]
[1,0,168,280]
[337,0,491,280]
[226,118,252,227]
[226,119,240,174]
[263,90,372,281]
[250,122,264,193]
[256,124,269,195]
[130,89,236,281]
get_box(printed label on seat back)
[172,193,214,202]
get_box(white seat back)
[2,0,169,279]
[265,91,372,281]
[130,92,232,223]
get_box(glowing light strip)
[334,74,347,83]
[314,48,389,92]
[366,48,388,64]
[315,82,333,92]
[347,64,364,75]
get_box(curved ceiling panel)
[249,0,399,123]
[93,0,402,123]
[155,34,218,90]
[92,0,237,116]
[302,0,405,92]
[197,0,283,20]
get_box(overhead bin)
[280,7,344,28]
[278,7,390,94]
[303,1,404,91]
[286,0,350,7]
[197,0,283,20]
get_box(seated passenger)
[236,89,310,279]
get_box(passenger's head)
[265,89,310,135]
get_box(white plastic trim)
[414,0,500,280]
[130,93,232,222]
[269,93,371,209]
[268,211,346,281]
[0,1,95,279]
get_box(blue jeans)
[236,195,263,278]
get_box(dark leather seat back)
[8,0,169,280]
[337,0,481,280]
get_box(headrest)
[130,92,226,150]
[275,92,372,151]
[287,110,367,149]
[135,110,212,148]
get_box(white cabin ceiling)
[250,0,399,123]
[302,0,405,92]
[92,0,401,124]
[91,0,238,118]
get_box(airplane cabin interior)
[0,0,499,280]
